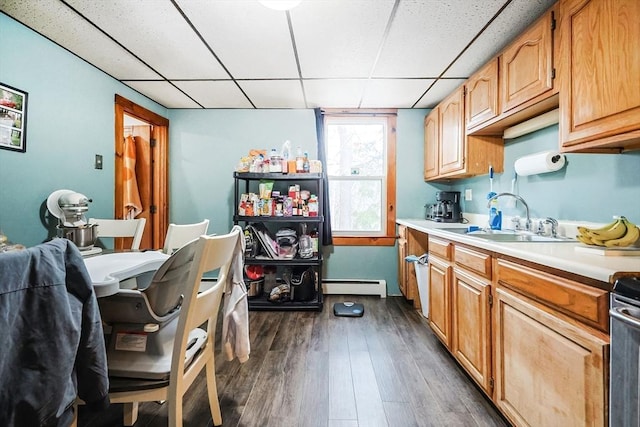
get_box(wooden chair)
[71,229,240,426]
[89,218,146,250]
[162,219,210,254]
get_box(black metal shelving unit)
[233,172,324,311]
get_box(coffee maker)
[433,191,463,223]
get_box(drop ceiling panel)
[373,0,505,78]
[445,0,557,77]
[414,79,466,109]
[304,80,367,109]
[238,80,306,109]
[0,0,160,80]
[172,81,253,109]
[176,0,299,79]
[64,0,229,80]
[122,81,201,108]
[361,79,435,108]
[292,1,395,78]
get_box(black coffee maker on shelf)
[433,191,463,223]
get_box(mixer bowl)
[58,224,98,250]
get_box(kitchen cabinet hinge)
[551,12,556,31]
[489,377,494,389]
[150,205,157,214]
[150,138,156,147]
[488,294,493,306]
[552,68,556,79]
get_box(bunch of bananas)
[577,216,640,248]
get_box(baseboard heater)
[322,279,386,298]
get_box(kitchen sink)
[443,228,575,243]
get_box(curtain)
[315,108,332,245]
[123,135,142,219]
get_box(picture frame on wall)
[0,83,28,153]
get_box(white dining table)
[83,251,170,297]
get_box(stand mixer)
[47,189,98,251]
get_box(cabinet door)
[494,287,608,426]
[466,58,499,130]
[559,0,640,151]
[397,225,408,298]
[428,255,452,348]
[452,268,492,393]
[500,10,553,113]
[438,87,465,176]
[424,108,439,180]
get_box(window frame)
[322,109,397,246]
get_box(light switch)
[95,154,103,170]
[465,189,472,201]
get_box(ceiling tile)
[414,79,466,109]
[292,0,395,78]
[360,79,435,108]
[238,80,306,109]
[0,0,160,80]
[64,0,230,79]
[122,81,201,108]
[172,81,253,109]
[445,0,557,77]
[176,0,299,79]
[373,0,504,78]
[304,79,367,109]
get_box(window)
[323,109,397,246]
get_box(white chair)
[162,219,210,255]
[90,218,146,250]
[71,229,239,427]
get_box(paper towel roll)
[514,150,565,176]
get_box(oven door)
[610,295,640,427]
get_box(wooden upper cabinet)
[466,58,499,130]
[558,0,640,152]
[424,108,439,180]
[439,87,465,176]
[500,8,555,114]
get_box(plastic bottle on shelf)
[296,146,304,173]
[303,151,310,173]
[310,228,319,257]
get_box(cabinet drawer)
[454,246,491,279]
[496,259,609,333]
[429,236,452,261]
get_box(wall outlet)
[95,154,103,170]
[464,189,472,201]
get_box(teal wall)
[0,14,167,246]
[449,125,640,223]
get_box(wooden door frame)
[114,94,169,249]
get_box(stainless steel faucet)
[539,217,559,237]
[487,192,532,231]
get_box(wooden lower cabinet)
[428,255,452,349]
[452,267,492,393]
[494,286,608,426]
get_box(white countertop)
[397,218,640,285]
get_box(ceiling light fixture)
[258,0,302,11]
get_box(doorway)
[114,94,169,250]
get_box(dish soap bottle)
[488,196,502,230]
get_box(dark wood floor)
[78,295,509,427]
